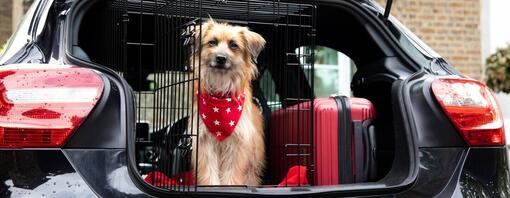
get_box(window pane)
[299,46,354,97]
[259,70,281,110]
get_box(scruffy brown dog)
[189,19,266,186]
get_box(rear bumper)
[0,150,96,197]
[0,147,507,197]
[0,149,148,197]
[399,147,510,197]
[453,147,510,197]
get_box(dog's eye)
[208,39,217,47]
[229,41,238,50]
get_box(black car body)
[0,0,508,197]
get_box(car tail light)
[431,77,505,146]
[0,64,103,148]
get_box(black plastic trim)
[410,75,466,147]
[65,75,126,149]
[388,72,423,186]
[396,147,468,197]
[63,149,147,197]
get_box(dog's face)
[193,20,265,94]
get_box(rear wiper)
[383,0,393,22]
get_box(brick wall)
[0,0,33,48]
[24,0,32,12]
[0,0,13,46]
[377,0,482,79]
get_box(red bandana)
[197,92,245,142]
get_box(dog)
[188,19,266,186]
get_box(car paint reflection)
[5,172,95,197]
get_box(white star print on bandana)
[198,92,245,141]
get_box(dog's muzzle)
[209,54,230,69]
[216,55,227,65]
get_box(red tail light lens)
[431,77,505,146]
[0,65,103,148]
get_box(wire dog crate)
[79,0,316,192]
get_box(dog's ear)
[186,19,216,50]
[242,28,266,64]
[197,20,215,46]
[207,15,216,24]
[184,19,216,72]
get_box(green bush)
[485,44,510,93]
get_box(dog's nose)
[216,55,227,64]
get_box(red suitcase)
[269,96,376,186]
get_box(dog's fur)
[188,19,266,185]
